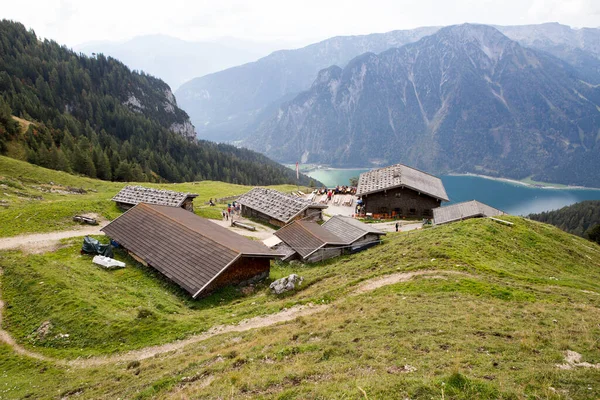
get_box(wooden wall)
[202,256,271,296]
[361,187,441,218]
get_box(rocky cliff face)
[121,79,197,141]
[246,24,600,186]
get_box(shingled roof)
[356,164,449,201]
[111,185,198,208]
[322,215,385,244]
[274,220,346,259]
[433,200,506,225]
[237,188,327,224]
[101,203,281,298]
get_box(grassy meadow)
[0,156,305,236]
[1,210,599,398]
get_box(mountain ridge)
[175,22,600,142]
[245,24,600,186]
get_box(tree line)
[0,20,316,186]
[528,200,600,244]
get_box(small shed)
[274,217,385,263]
[111,185,198,211]
[433,200,506,225]
[274,220,347,263]
[237,188,327,227]
[356,164,449,218]
[101,203,282,298]
[322,215,385,252]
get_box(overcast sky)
[3,0,600,48]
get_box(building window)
[423,209,432,216]
[409,208,416,215]
[379,206,388,214]
[395,193,401,198]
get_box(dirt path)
[0,223,108,254]
[0,270,458,368]
[208,217,275,240]
[353,270,464,294]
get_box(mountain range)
[246,24,600,186]
[175,22,600,145]
[75,35,297,91]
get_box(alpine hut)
[433,200,506,225]
[101,203,283,298]
[322,215,386,252]
[111,185,198,211]
[237,188,327,227]
[273,217,385,263]
[356,164,449,219]
[274,220,347,263]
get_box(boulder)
[270,274,304,294]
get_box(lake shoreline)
[448,173,600,191]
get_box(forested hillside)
[0,20,315,186]
[529,200,600,240]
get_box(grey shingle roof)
[433,200,506,225]
[356,164,449,201]
[111,185,198,208]
[237,188,327,224]
[101,203,281,298]
[322,215,385,244]
[274,220,346,259]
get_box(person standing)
[395,222,399,232]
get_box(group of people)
[316,186,356,196]
[222,201,241,221]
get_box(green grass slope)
[1,216,599,399]
[0,156,304,236]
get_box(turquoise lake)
[305,168,600,215]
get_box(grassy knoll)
[1,217,600,398]
[0,156,305,236]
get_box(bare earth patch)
[556,350,600,370]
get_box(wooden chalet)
[111,185,198,211]
[322,215,386,252]
[356,164,449,219]
[433,200,506,225]
[274,217,385,263]
[101,203,282,298]
[237,188,327,227]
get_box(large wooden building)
[111,185,198,211]
[102,203,282,298]
[237,188,327,227]
[433,200,506,225]
[356,164,449,219]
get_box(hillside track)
[0,223,108,253]
[0,269,462,368]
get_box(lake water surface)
[306,168,600,215]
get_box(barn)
[111,185,198,211]
[356,164,449,219]
[322,215,386,252]
[273,217,385,263]
[433,200,506,225]
[237,187,327,227]
[101,203,282,298]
